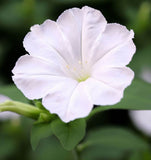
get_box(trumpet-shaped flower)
[12,6,136,122]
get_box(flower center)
[78,75,90,82]
[65,60,90,82]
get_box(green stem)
[72,149,79,160]
[0,100,50,120]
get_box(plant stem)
[72,149,79,160]
[0,100,51,121]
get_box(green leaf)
[130,46,151,75]
[51,118,86,150]
[81,127,149,150]
[80,145,124,160]
[79,127,149,160]
[142,151,151,160]
[129,151,151,160]
[30,136,73,160]
[0,136,17,159]
[129,152,142,160]
[113,78,151,110]
[88,78,151,120]
[31,122,53,150]
[0,85,28,103]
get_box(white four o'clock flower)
[12,6,136,123]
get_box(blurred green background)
[0,0,151,160]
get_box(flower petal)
[42,81,93,123]
[57,7,83,62]
[57,6,107,63]
[84,78,123,105]
[12,54,66,77]
[90,23,134,65]
[93,40,136,68]
[12,75,74,100]
[92,67,134,90]
[23,20,74,65]
[82,6,107,62]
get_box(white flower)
[129,110,151,136]
[0,95,19,120]
[12,6,136,123]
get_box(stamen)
[78,60,82,64]
[66,65,70,69]
[65,60,90,82]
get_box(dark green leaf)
[130,46,151,76]
[129,152,142,160]
[51,118,86,150]
[113,79,151,110]
[80,146,124,160]
[142,151,151,160]
[129,151,151,160]
[30,136,73,160]
[0,85,28,103]
[84,127,149,149]
[0,136,17,159]
[79,127,149,160]
[30,122,53,150]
